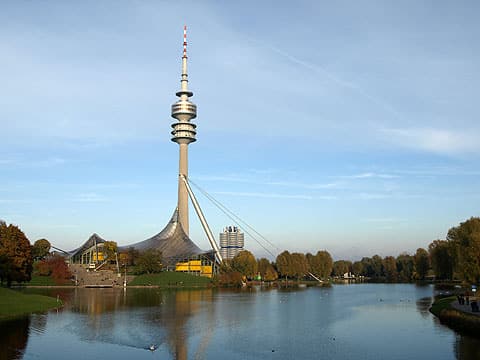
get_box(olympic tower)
[171,25,197,236]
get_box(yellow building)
[175,260,213,278]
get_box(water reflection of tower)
[171,25,197,237]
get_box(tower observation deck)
[171,25,197,236]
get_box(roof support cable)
[188,178,278,258]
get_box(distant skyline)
[1,1,479,260]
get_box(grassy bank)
[429,296,456,316]
[12,275,72,287]
[0,287,62,319]
[430,296,480,336]
[129,272,212,288]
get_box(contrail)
[247,37,402,121]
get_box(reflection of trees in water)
[454,334,480,359]
[0,317,30,360]
[69,288,125,314]
[416,297,433,318]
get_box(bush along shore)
[430,295,480,337]
[0,287,62,320]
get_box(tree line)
[224,217,480,284]
[2,216,479,286]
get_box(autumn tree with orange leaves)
[0,223,33,287]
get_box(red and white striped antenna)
[183,25,187,58]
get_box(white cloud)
[356,193,390,200]
[193,175,338,190]
[213,191,312,200]
[72,193,108,202]
[341,172,399,179]
[363,218,406,223]
[381,127,480,155]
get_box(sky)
[1,1,479,260]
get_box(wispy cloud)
[0,157,67,168]
[213,191,312,200]
[355,192,391,200]
[363,217,406,223]
[381,127,480,155]
[0,199,31,204]
[72,193,108,202]
[265,181,340,189]
[340,172,399,179]
[194,175,339,190]
[0,159,14,165]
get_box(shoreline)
[430,296,480,337]
[0,287,63,320]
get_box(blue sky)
[1,1,479,260]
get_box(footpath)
[451,299,480,316]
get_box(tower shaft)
[177,143,189,235]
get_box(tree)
[217,268,244,287]
[275,251,292,279]
[290,253,308,280]
[103,241,117,262]
[371,255,383,278]
[0,223,33,287]
[34,255,71,284]
[415,248,430,280]
[136,249,162,274]
[447,217,480,283]
[257,258,278,281]
[333,260,352,277]
[352,261,364,276]
[383,256,397,282]
[360,257,374,277]
[32,239,51,260]
[428,240,454,280]
[231,250,257,279]
[396,253,415,282]
[308,250,333,279]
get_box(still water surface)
[1,284,480,359]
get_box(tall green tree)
[290,253,308,280]
[0,223,33,287]
[360,257,374,277]
[383,256,397,282]
[32,239,51,260]
[428,240,454,280]
[136,249,162,274]
[396,253,415,282]
[332,260,352,277]
[231,250,257,279]
[371,255,383,277]
[308,250,333,279]
[447,217,480,283]
[276,251,292,279]
[415,248,430,280]
[352,261,364,276]
[103,241,117,262]
[257,258,278,281]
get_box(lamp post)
[123,263,127,288]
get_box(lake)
[1,284,479,359]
